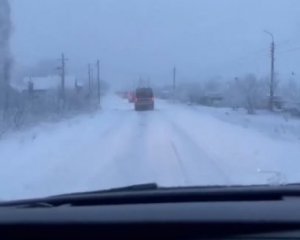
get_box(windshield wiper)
[2,183,300,208]
[54,183,159,198]
[0,183,159,208]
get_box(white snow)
[0,95,300,200]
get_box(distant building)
[11,75,83,96]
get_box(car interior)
[2,184,300,239]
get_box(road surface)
[0,95,300,200]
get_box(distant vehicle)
[134,87,154,111]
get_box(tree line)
[164,73,300,116]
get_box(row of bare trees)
[0,83,101,136]
[172,74,300,115]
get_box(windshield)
[0,0,300,200]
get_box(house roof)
[26,76,60,90]
[13,75,83,91]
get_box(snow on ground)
[0,95,300,200]
[162,102,300,185]
[189,104,300,141]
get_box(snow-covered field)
[1,95,300,200]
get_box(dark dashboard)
[2,185,300,239]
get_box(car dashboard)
[2,197,300,239]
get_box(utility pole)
[172,66,176,102]
[270,40,275,111]
[60,53,66,104]
[264,30,275,111]
[3,60,11,116]
[88,64,92,96]
[96,59,101,105]
[173,66,176,91]
[91,67,94,90]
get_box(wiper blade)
[0,183,159,208]
[53,183,159,198]
[3,184,300,208]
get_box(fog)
[11,0,300,87]
[2,0,300,200]
[0,0,11,107]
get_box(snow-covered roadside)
[0,111,119,199]
[160,101,300,185]
[182,103,300,142]
[1,95,300,200]
[0,95,133,200]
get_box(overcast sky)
[10,0,300,87]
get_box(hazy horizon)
[11,0,300,87]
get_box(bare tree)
[0,0,12,114]
[235,74,265,114]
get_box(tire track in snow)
[160,110,232,185]
[76,111,144,191]
[170,140,189,185]
[86,110,159,190]
[4,110,136,199]
[141,109,191,186]
[171,121,231,184]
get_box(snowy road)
[1,95,300,200]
